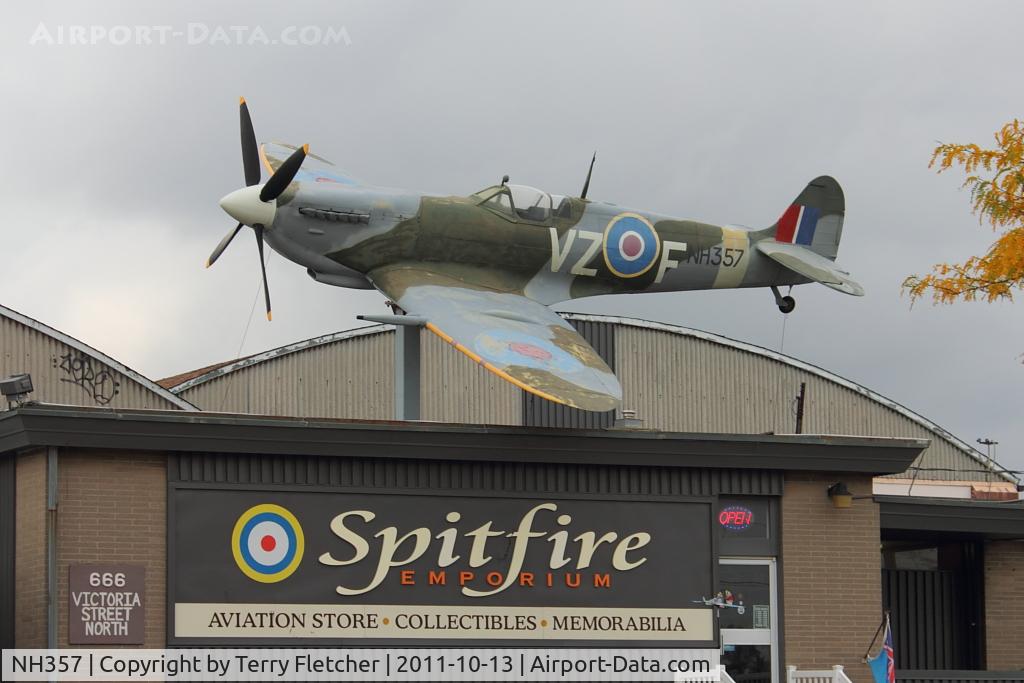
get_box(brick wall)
[782,472,880,681]
[14,450,46,647]
[56,449,167,647]
[985,540,1024,668]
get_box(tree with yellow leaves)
[903,119,1024,303]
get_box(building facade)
[2,306,1022,681]
[4,406,933,682]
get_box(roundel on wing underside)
[602,213,661,278]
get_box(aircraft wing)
[755,240,865,296]
[369,266,623,412]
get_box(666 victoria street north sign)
[169,489,716,646]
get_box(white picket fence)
[786,665,854,683]
[676,663,850,683]
[674,665,737,682]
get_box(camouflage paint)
[227,144,858,410]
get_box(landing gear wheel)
[778,296,796,314]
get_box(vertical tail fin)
[770,176,845,260]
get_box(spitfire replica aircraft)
[211,99,863,412]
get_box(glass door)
[719,558,778,683]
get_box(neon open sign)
[718,506,754,531]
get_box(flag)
[867,617,895,683]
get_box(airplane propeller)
[208,97,308,321]
[259,143,308,202]
[206,222,244,269]
[239,98,261,187]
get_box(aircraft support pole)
[357,314,427,421]
[394,324,421,421]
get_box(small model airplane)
[211,99,863,412]
[693,591,746,614]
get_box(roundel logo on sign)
[602,213,661,278]
[232,504,304,583]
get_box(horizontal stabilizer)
[756,240,864,296]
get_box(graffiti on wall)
[53,352,120,405]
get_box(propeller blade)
[259,144,308,202]
[239,97,261,187]
[254,225,272,321]
[206,223,244,268]
[581,151,597,200]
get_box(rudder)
[771,176,845,260]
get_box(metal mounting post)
[358,314,426,421]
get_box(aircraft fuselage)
[265,183,805,306]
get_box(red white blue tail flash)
[775,204,821,246]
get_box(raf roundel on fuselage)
[602,213,661,278]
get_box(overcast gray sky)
[2,1,1021,475]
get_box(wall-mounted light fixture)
[827,482,853,509]
[1,373,33,408]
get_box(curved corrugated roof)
[163,312,1013,483]
[1,303,197,411]
[164,324,390,394]
[566,314,1013,484]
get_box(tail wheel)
[778,296,796,314]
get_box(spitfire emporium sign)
[169,489,715,646]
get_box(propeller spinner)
[208,97,308,321]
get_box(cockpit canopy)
[473,184,571,222]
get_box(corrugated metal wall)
[614,325,980,481]
[883,543,984,669]
[173,318,994,482]
[169,452,784,496]
[0,314,183,411]
[420,331,519,424]
[178,329,519,424]
[178,329,394,418]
